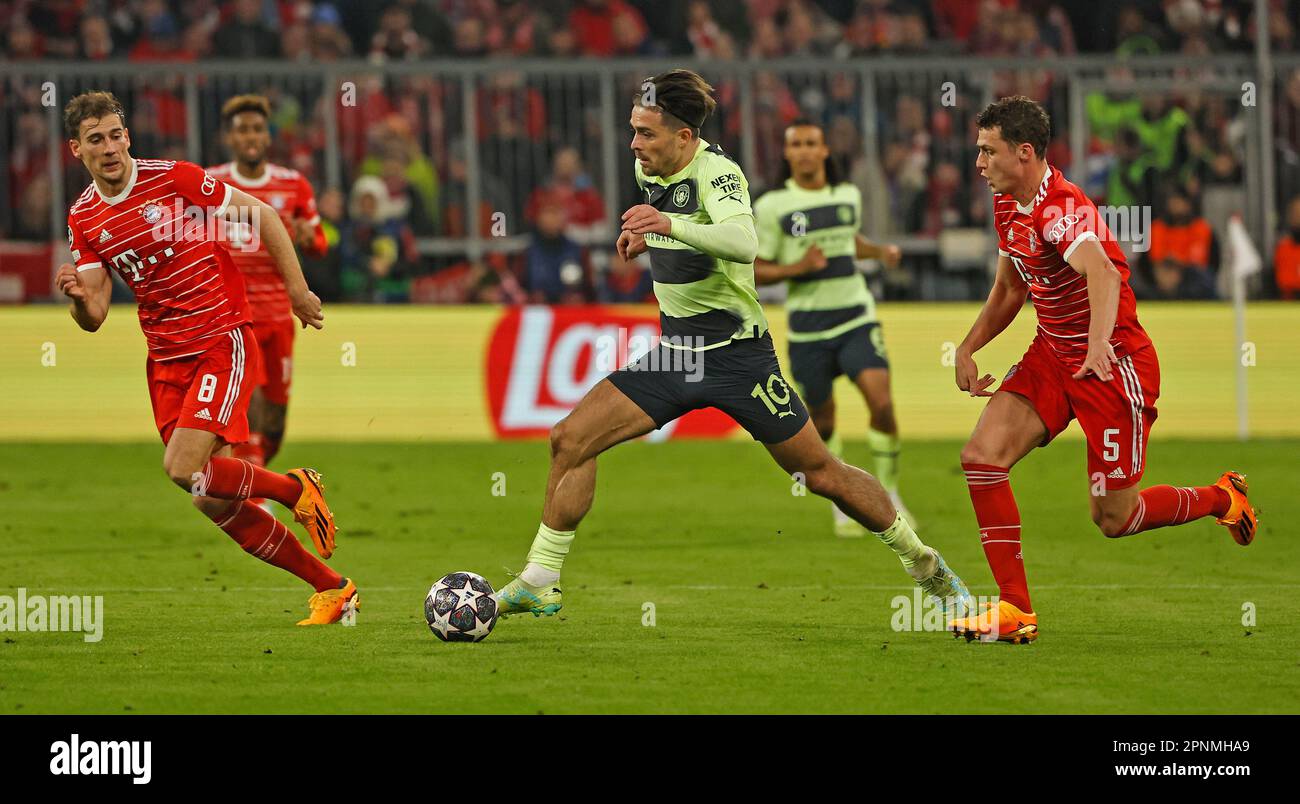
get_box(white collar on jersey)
[94,156,139,205]
[1015,163,1053,215]
[230,161,273,187]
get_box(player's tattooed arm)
[955,254,1029,396]
[56,263,111,332]
[1066,237,1121,381]
[224,187,324,330]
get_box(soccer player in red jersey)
[207,95,327,484]
[55,91,357,626]
[948,97,1257,643]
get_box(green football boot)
[914,548,975,618]
[495,575,563,618]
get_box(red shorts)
[250,317,296,405]
[1000,337,1160,490]
[146,325,263,446]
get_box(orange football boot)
[1214,471,1257,546]
[297,578,359,626]
[286,468,337,559]
[949,599,1038,644]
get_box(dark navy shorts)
[787,322,889,408]
[607,333,809,444]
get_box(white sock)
[519,562,560,587]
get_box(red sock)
[200,457,302,506]
[1118,485,1231,536]
[963,462,1032,613]
[233,435,265,467]
[210,501,341,592]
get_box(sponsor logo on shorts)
[1108,467,1127,479]
[195,408,213,421]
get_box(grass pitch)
[1,437,1295,714]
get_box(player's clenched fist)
[290,288,325,330]
[56,263,86,301]
[799,244,828,273]
[617,230,647,260]
[955,348,996,397]
[621,204,671,237]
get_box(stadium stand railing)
[1,54,1293,303]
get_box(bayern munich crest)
[142,203,162,224]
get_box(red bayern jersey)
[993,163,1152,370]
[68,158,250,361]
[205,161,326,325]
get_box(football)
[424,571,499,642]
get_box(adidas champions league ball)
[425,571,499,642]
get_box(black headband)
[649,97,705,131]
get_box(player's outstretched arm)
[955,254,1028,395]
[56,263,111,332]
[753,246,826,285]
[853,233,901,268]
[1066,237,1122,381]
[225,187,324,330]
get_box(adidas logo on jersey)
[98,229,111,243]
[1107,467,1127,479]
[195,408,213,421]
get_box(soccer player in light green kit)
[494,70,971,623]
[753,120,913,537]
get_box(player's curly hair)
[63,90,126,140]
[633,69,717,136]
[776,118,845,186]
[221,94,272,127]
[977,96,1051,160]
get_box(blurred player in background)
[950,96,1257,643]
[754,120,910,538]
[56,91,357,626]
[208,95,328,499]
[493,70,972,623]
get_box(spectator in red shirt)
[599,251,655,304]
[525,147,606,244]
[570,0,647,57]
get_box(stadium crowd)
[2,0,1299,301]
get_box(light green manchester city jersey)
[753,179,877,342]
[634,139,767,351]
